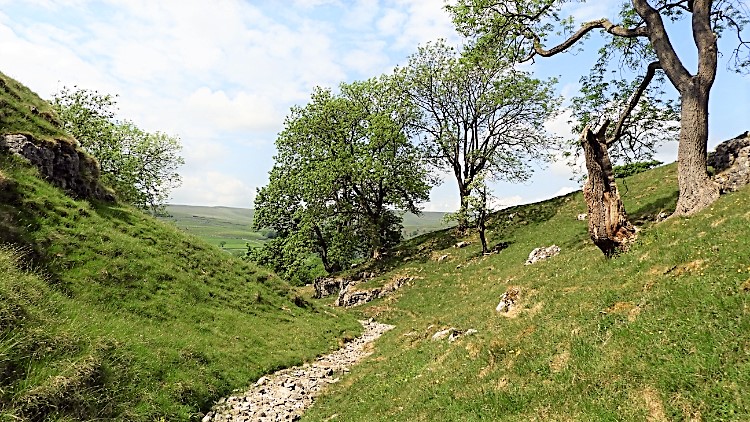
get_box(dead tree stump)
[581,121,637,257]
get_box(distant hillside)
[0,75,359,421]
[160,204,451,256]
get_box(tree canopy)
[399,40,560,222]
[52,87,184,214]
[251,76,433,283]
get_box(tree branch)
[692,0,718,86]
[608,61,663,145]
[632,0,693,90]
[526,18,649,61]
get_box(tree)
[449,0,750,215]
[446,171,494,253]
[399,40,560,227]
[52,87,184,214]
[252,76,433,281]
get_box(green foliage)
[0,154,359,420]
[52,86,184,214]
[613,160,663,178]
[400,40,560,210]
[303,163,750,421]
[253,75,433,281]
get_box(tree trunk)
[581,123,637,257]
[673,87,719,216]
[457,183,471,231]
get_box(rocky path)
[203,319,394,422]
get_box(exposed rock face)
[313,277,346,299]
[525,245,560,265]
[0,134,113,201]
[204,319,394,422]
[708,131,750,193]
[334,276,411,307]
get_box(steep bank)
[0,73,360,421]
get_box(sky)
[1,0,748,211]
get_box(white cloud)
[491,195,523,210]
[185,87,282,133]
[171,171,256,208]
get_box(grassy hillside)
[302,163,750,421]
[160,204,450,257]
[0,153,360,420]
[160,205,269,255]
[0,71,71,142]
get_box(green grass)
[302,163,750,421]
[159,205,450,257]
[0,154,360,421]
[0,71,71,142]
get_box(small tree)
[52,87,184,214]
[400,40,560,227]
[252,76,433,281]
[447,172,495,254]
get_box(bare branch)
[608,61,663,145]
[526,18,649,61]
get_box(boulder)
[525,245,560,265]
[312,277,346,299]
[708,131,750,193]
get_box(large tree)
[399,40,559,225]
[52,87,183,214]
[449,0,750,215]
[252,76,432,282]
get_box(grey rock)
[335,276,411,307]
[525,245,560,265]
[708,131,750,193]
[0,134,113,201]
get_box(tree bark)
[581,122,637,257]
[673,83,720,215]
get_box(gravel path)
[203,319,394,422]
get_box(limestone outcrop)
[0,134,113,201]
[709,131,750,193]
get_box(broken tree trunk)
[581,121,637,257]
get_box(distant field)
[159,204,451,256]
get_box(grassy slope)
[160,204,450,256]
[303,163,750,421]
[0,154,360,420]
[0,71,71,142]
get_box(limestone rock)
[335,276,411,307]
[525,245,560,265]
[496,287,521,313]
[577,213,587,221]
[0,134,113,201]
[313,277,346,299]
[708,131,750,193]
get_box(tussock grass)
[304,163,750,421]
[0,155,360,421]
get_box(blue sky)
[0,0,748,211]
